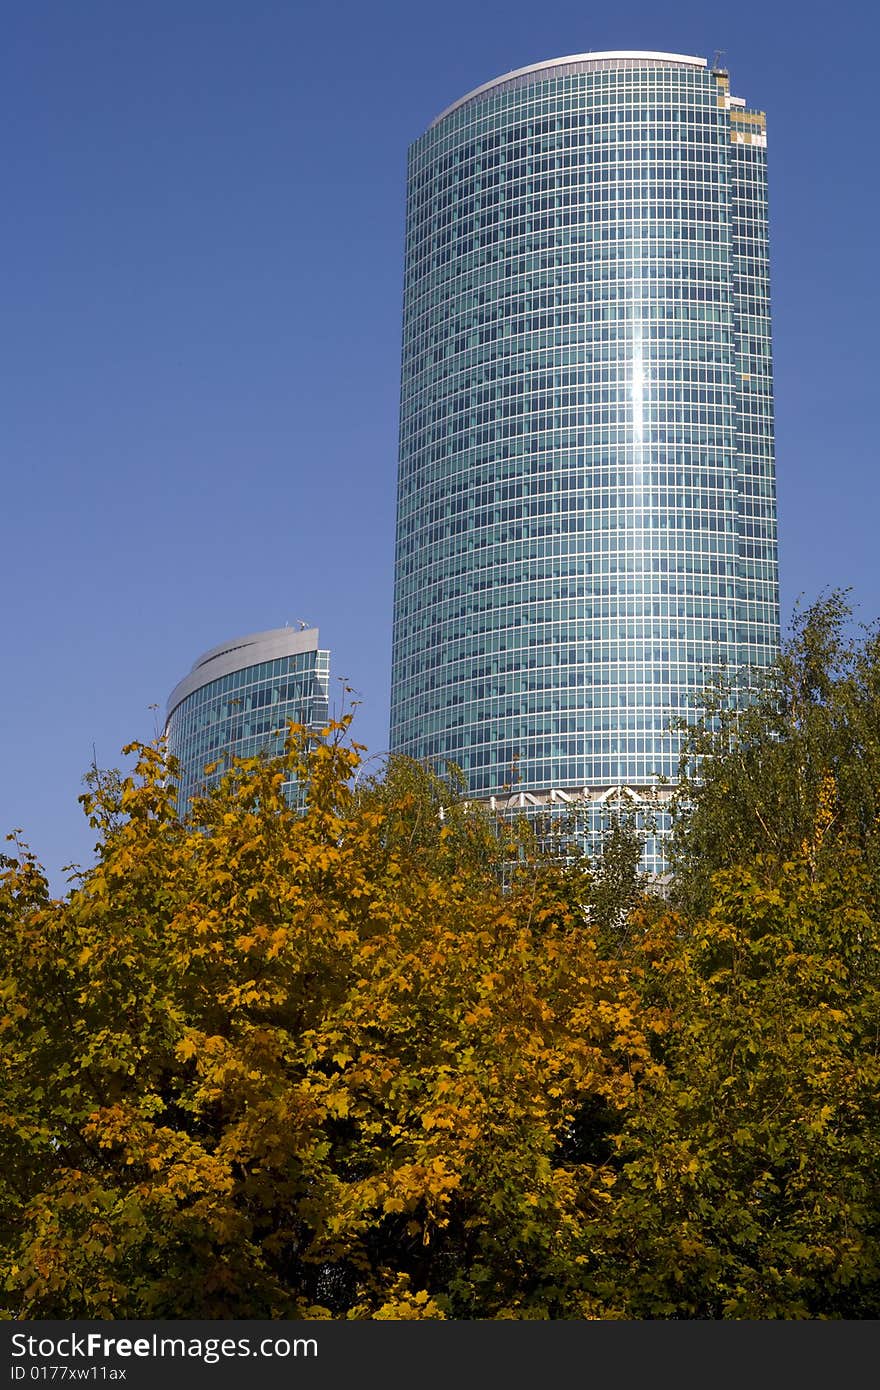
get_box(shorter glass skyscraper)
[165,626,330,813]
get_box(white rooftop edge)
[431,51,708,127]
[166,626,321,721]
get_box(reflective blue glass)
[390,54,779,869]
[166,627,330,814]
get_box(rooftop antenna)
[712,48,727,74]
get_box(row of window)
[426,96,739,156]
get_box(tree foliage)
[3,595,880,1318]
[668,592,880,915]
[609,850,880,1316]
[0,728,654,1319]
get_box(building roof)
[430,51,708,127]
[166,625,321,721]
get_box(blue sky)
[3,0,878,889]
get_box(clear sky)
[3,0,878,890]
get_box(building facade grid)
[166,630,330,814]
[390,53,779,866]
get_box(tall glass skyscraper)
[390,51,778,864]
[166,626,330,813]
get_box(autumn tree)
[5,593,880,1322]
[0,726,655,1319]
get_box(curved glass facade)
[166,627,330,813]
[390,52,778,863]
